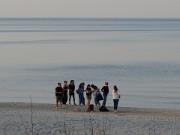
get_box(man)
[101,82,109,107]
[55,83,63,110]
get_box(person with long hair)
[78,82,85,105]
[86,84,92,111]
[112,85,120,112]
[92,85,102,106]
[62,81,68,105]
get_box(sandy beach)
[0,102,180,135]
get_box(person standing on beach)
[55,83,63,110]
[78,82,85,105]
[101,82,109,107]
[68,80,76,105]
[92,85,102,106]
[86,84,92,111]
[62,81,68,105]
[112,85,120,112]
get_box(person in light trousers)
[112,85,120,112]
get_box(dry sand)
[0,102,180,135]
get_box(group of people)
[54,80,120,112]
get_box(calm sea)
[0,18,180,109]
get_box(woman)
[92,85,102,106]
[62,81,68,105]
[68,80,76,105]
[86,84,92,111]
[112,85,120,112]
[78,82,85,105]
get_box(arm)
[68,84,71,92]
[117,90,120,98]
[101,86,104,92]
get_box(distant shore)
[1,102,180,135]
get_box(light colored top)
[112,89,120,99]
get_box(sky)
[0,0,180,18]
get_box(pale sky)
[0,0,180,18]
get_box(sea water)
[0,18,180,109]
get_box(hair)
[91,84,95,88]
[94,86,97,89]
[113,85,118,93]
[58,83,61,85]
[105,82,108,85]
[64,81,67,83]
[79,82,85,88]
[86,84,90,89]
[70,80,74,83]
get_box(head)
[113,85,118,92]
[58,83,61,87]
[70,80,74,85]
[105,82,108,86]
[79,82,85,88]
[94,86,97,89]
[91,84,95,88]
[64,81,67,85]
[87,84,90,89]
[82,82,85,87]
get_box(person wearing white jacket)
[112,85,120,112]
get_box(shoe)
[114,110,117,113]
[69,102,71,105]
[74,103,77,105]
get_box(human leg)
[69,94,72,104]
[95,95,98,106]
[72,93,76,104]
[114,99,119,110]
[79,93,81,105]
[56,96,58,109]
[102,94,107,106]
[82,94,85,105]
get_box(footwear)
[69,102,71,105]
[74,103,77,105]
[114,110,117,112]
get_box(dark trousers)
[69,92,75,103]
[113,99,119,110]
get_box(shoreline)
[1,102,180,118]
[1,102,180,135]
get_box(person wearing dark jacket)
[55,83,63,110]
[101,82,109,106]
[68,80,76,105]
[62,81,68,105]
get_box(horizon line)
[0,17,180,19]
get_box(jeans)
[113,99,119,110]
[79,93,85,105]
[95,95,98,106]
[102,94,107,106]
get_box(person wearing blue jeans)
[101,82,109,106]
[91,84,101,106]
[113,99,119,110]
[78,82,85,105]
[112,85,120,112]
